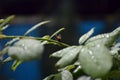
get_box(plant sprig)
[0,28,69,47]
[0,15,15,32]
[1,35,69,47]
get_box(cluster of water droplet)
[8,38,44,61]
[51,27,120,78]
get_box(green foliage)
[50,27,120,80]
[0,16,120,80]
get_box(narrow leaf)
[1,47,9,55]
[2,25,9,30]
[50,46,77,58]
[61,70,73,80]
[0,15,14,28]
[24,20,50,36]
[53,73,61,80]
[43,74,55,80]
[5,37,20,46]
[79,28,94,44]
[73,65,82,73]
[3,57,13,62]
[11,60,22,71]
[50,28,65,39]
[0,19,4,23]
[55,46,82,68]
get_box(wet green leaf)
[61,70,73,80]
[5,37,20,46]
[53,73,61,80]
[55,46,82,68]
[86,27,120,47]
[11,60,22,71]
[0,15,14,30]
[106,70,120,78]
[73,65,82,74]
[44,70,73,80]
[43,74,55,80]
[3,57,13,62]
[8,39,44,61]
[50,46,77,58]
[79,45,113,78]
[50,28,65,39]
[79,28,94,45]
[1,25,9,30]
[0,19,4,23]
[24,20,50,36]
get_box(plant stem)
[2,35,70,47]
[38,38,70,47]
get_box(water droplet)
[101,35,104,37]
[23,46,28,50]
[88,50,97,63]
[81,48,85,52]
[91,56,95,59]
[118,55,120,61]
[96,44,100,48]
[22,44,25,47]
[89,51,93,55]
[105,34,109,38]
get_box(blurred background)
[0,0,120,80]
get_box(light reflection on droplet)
[23,46,28,50]
[101,35,104,37]
[89,50,97,63]
[89,51,93,55]
[22,44,25,47]
[81,48,85,52]
[96,44,100,48]
[91,56,95,59]
[106,34,109,38]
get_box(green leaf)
[50,28,65,39]
[43,74,55,80]
[55,46,82,68]
[44,70,73,80]
[79,45,112,78]
[53,73,61,80]
[24,20,50,36]
[1,46,9,55]
[110,43,120,55]
[0,15,14,29]
[5,37,20,46]
[79,28,94,45]
[86,27,120,47]
[73,65,82,73]
[0,19,4,23]
[11,60,22,71]
[50,46,77,58]
[105,70,120,78]
[1,25,9,30]
[65,65,75,71]
[77,76,92,80]
[61,70,73,80]
[3,57,13,62]
[58,65,75,72]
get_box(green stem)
[38,38,70,47]
[2,35,70,47]
[2,27,69,47]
